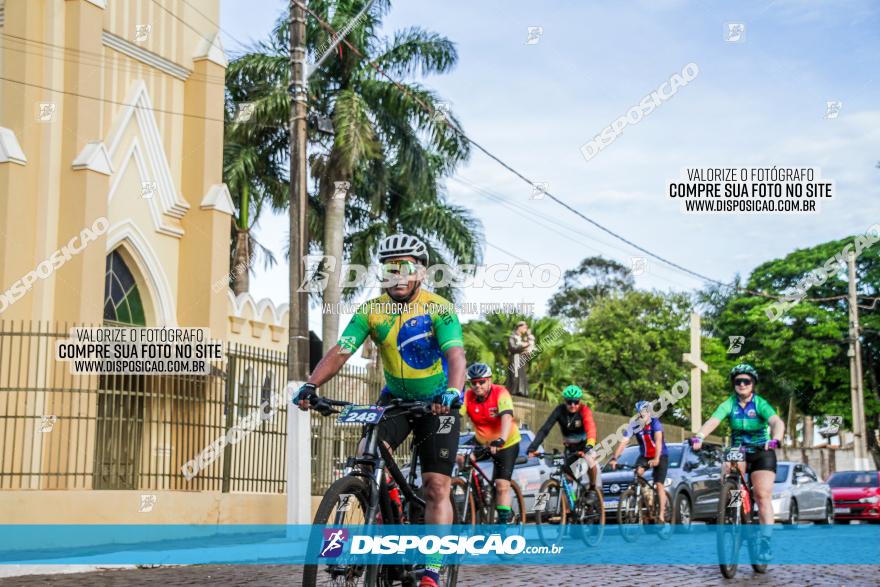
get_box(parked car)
[771,462,834,525]
[601,441,724,527]
[828,470,880,524]
[400,427,550,514]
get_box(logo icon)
[747,409,757,418]
[138,494,157,513]
[439,448,449,459]
[534,492,549,511]
[37,102,57,122]
[824,100,842,119]
[630,257,648,276]
[530,182,549,200]
[525,26,544,45]
[821,415,842,436]
[727,336,745,354]
[431,102,451,124]
[332,181,350,200]
[39,415,57,433]
[320,528,349,558]
[135,24,152,43]
[141,181,158,199]
[437,416,454,434]
[724,22,745,43]
[234,102,256,123]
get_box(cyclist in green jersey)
[294,234,466,587]
[692,364,784,559]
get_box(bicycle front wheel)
[451,477,476,526]
[716,479,744,579]
[576,486,605,547]
[618,487,642,543]
[535,478,567,545]
[303,476,377,587]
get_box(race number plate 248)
[337,405,385,424]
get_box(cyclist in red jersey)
[459,363,522,524]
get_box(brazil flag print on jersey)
[337,290,463,399]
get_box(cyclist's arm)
[497,389,515,442]
[306,308,370,388]
[696,397,733,439]
[444,346,466,393]
[527,405,561,452]
[581,405,597,446]
[433,306,465,392]
[610,436,629,461]
[758,397,785,442]
[768,415,784,442]
[305,344,353,387]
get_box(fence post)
[221,347,236,493]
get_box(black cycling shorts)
[562,441,588,482]
[491,443,518,482]
[376,395,460,476]
[745,447,777,474]
[635,454,669,484]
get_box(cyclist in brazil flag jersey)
[609,400,671,532]
[294,233,466,587]
[459,362,522,525]
[692,363,785,561]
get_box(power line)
[296,2,850,306]
[0,32,227,85]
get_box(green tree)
[547,256,634,320]
[225,1,481,308]
[701,233,879,456]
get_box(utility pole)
[287,0,311,524]
[682,312,708,431]
[847,251,870,470]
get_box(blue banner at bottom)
[0,524,877,565]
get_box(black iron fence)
[0,321,714,495]
[0,321,288,493]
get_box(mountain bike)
[302,396,462,587]
[533,451,605,547]
[452,445,526,528]
[617,468,672,543]
[714,443,771,579]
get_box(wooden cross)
[682,312,708,431]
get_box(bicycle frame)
[458,450,495,521]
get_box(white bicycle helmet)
[378,234,429,265]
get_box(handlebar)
[305,395,460,417]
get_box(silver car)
[771,461,834,525]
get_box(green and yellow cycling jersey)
[337,289,463,400]
[710,393,777,447]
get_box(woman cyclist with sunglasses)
[691,364,785,560]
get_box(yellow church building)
[0,0,294,524]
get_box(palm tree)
[223,63,290,295]
[225,1,481,341]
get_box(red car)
[828,470,880,523]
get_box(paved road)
[1,564,878,586]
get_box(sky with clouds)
[219,0,880,336]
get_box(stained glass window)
[103,250,146,325]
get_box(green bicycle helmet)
[562,385,583,401]
[729,363,759,383]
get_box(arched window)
[103,250,146,325]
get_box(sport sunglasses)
[733,377,754,386]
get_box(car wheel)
[672,492,692,532]
[817,500,833,525]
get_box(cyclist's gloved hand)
[490,437,505,448]
[293,383,318,406]
[765,439,780,450]
[433,388,461,408]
